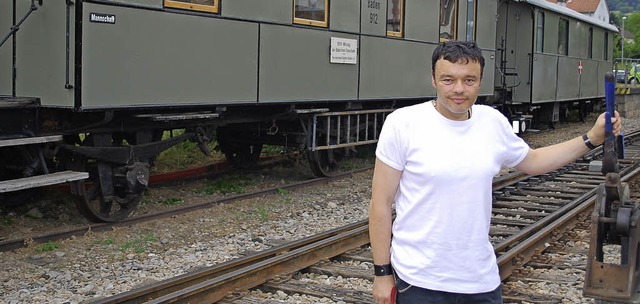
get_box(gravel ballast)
[1,112,639,304]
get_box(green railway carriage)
[496,0,616,129]
[0,0,616,222]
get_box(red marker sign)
[578,60,583,74]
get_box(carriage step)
[0,135,63,148]
[135,112,219,121]
[0,171,89,193]
[0,96,40,108]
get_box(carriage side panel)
[473,1,498,97]
[570,18,589,59]
[580,60,599,99]
[556,57,581,101]
[107,0,162,9]
[404,0,440,42]
[360,0,386,37]
[222,0,292,24]
[531,54,559,103]
[359,37,433,99]
[594,27,614,96]
[476,1,498,50]
[480,50,496,96]
[543,12,560,55]
[330,0,361,33]
[0,1,14,96]
[598,61,610,97]
[1,1,75,107]
[82,3,259,107]
[556,17,583,101]
[258,25,359,102]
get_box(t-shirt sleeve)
[375,112,406,171]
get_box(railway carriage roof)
[520,0,618,32]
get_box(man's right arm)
[369,157,402,304]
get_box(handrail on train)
[0,0,42,49]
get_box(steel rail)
[70,132,640,302]
[0,166,370,253]
[88,165,620,303]
[494,162,636,254]
[88,220,370,304]
[497,164,640,280]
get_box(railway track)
[83,132,640,303]
[0,162,369,253]
[0,123,596,251]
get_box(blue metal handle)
[601,72,618,174]
[605,77,615,134]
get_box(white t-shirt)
[375,102,530,293]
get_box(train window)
[535,12,544,53]
[604,32,609,60]
[558,18,569,55]
[439,0,457,42]
[164,0,219,13]
[387,0,404,37]
[294,0,328,27]
[588,27,593,59]
[465,0,476,41]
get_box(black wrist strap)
[374,263,393,276]
[582,133,597,150]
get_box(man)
[369,41,621,304]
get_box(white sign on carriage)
[330,37,357,64]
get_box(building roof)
[526,0,617,31]
[546,0,601,13]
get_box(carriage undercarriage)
[0,100,399,221]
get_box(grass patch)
[119,234,158,254]
[161,197,183,205]
[35,241,59,252]
[203,175,254,195]
[276,188,292,204]
[94,237,114,245]
[262,145,284,157]
[255,207,269,222]
[153,129,221,173]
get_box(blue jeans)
[395,275,503,304]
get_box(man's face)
[431,58,482,121]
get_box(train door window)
[535,12,544,52]
[588,27,593,59]
[387,0,404,37]
[557,18,569,55]
[294,0,328,27]
[164,0,219,13]
[465,0,476,41]
[439,0,457,42]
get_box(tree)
[612,11,640,62]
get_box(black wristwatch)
[374,263,393,276]
[582,133,597,150]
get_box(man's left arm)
[515,111,621,176]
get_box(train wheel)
[70,155,146,222]
[73,175,142,222]
[578,101,587,122]
[67,134,147,222]
[308,148,349,177]
[220,142,263,169]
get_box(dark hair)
[431,41,485,79]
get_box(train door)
[496,2,533,104]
